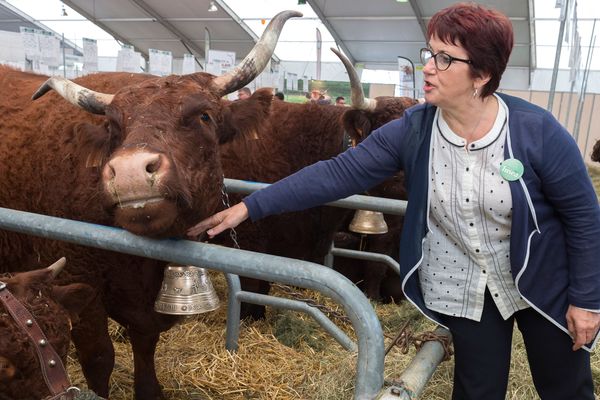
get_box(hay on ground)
[67,161,600,400]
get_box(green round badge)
[500,158,524,181]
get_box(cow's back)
[219,101,347,262]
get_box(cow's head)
[32,11,301,238]
[592,139,600,162]
[0,258,94,399]
[331,48,419,145]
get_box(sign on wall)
[82,37,98,74]
[206,49,235,76]
[116,44,140,73]
[149,48,172,76]
[20,27,61,72]
[182,53,196,74]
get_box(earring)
[473,88,478,98]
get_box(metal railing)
[224,179,452,400]
[0,178,450,399]
[0,206,383,400]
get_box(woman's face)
[422,36,485,110]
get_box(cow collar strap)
[0,281,77,400]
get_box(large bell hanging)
[154,265,220,315]
[348,210,388,234]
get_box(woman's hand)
[187,202,249,239]
[566,305,600,350]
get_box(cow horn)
[46,257,67,279]
[32,76,114,115]
[210,10,302,96]
[330,47,377,111]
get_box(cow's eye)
[199,113,210,122]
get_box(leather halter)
[0,281,76,400]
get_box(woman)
[188,3,600,399]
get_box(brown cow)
[0,258,94,400]
[214,48,416,318]
[0,10,300,399]
[592,139,600,162]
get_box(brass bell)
[348,210,388,235]
[154,265,220,315]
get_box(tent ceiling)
[9,0,533,71]
[308,0,533,70]
[0,0,38,32]
[0,0,82,55]
[61,0,266,62]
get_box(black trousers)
[437,290,595,400]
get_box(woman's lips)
[423,80,435,92]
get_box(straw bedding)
[65,167,600,399]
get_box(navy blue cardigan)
[244,93,600,350]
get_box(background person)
[316,97,331,105]
[308,89,321,103]
[237,87,251,100]
[335,96,346,106]
[189,3,600,399]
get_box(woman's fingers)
[186,213,223,237]
[187,203,249,239]
[566,305,600,351]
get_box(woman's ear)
[473,72,492,93]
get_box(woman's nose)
[422,58,436,74]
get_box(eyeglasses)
[420,48,472,71]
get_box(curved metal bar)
[0,207,384,400]
[224,178,407,216]
[377,327,452,400]
[329,245,400,276]
[236,291,356,351]
[224,272,242,351]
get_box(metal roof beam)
[127,0,206,59]
[306,0,356,65]
[212,0,280,64]
[61,0,149,59]
[407,0,428,40]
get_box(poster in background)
[38,30,60,67]
[20,27,61,72]
[149,48,172,76]
[397,58,414,98]
[82,37,98,74]
[206,49,235,76]
[20,27,39,63]
[116,44,140,73]
[182,53,196,74]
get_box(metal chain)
[220,177,240,250]
[221,178,452,362]
[384,321,454,361]
[219,177,352,326]
[272,282,352,325]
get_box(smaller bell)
[154,265,220,315]
[348,210,388,235]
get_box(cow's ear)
[51,283,96,323]
[218,88,273,144]
[342,109,372,143]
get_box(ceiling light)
[61,5,68,16]
[208,1,218,12]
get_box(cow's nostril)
[145,155,161,174]
[104,162,116,180]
